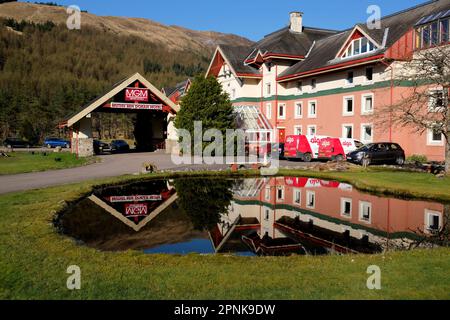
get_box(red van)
[318,137,363,161]
[284,135,327,162]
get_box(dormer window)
[342,37,377,58]
[415,17,450,49]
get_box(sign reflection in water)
[57,177,447,256]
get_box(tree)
[173,178,233,231]
[174,75,236,154]
[374,46,450,173]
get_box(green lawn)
[0,152,95,175]
[0,170,449,300]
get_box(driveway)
[0,152,313,195]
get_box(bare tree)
[374,46,450,173]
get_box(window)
[265,187,271,201]
[294,125,302,136]
[427,126,444,145]
[267,63,272,73]
[359,201,372,223]
[361,124,373,143]
[346,71,354,85]
[362,94,374,114]
[342,36,377,58]
[431,22,439,46]
[425,209,442,234]
[265,208,270,221]
[441,19,449,43]
[266,103,272,119]
[307,125,317,136]
[266,83,271,96]
[366,67,373,81]
[311,79,317,90]
[343,96,354,116]
[295,102,303,119]
[293,189,301,205]
[428,90,447,112]
[342,124,354,139]
[277,187,285,201]
[306,191,315,209]
[308,101,317,118]
[278,104,286,119]
[340,198,352,218]
[422,24,431,47]
[297,81,303,93]
[231,89,236,99]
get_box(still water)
[56,177,448,256]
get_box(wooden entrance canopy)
[60,73,179,128]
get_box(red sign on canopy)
[125,88,149,102]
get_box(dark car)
[110,140,130,153]
[93,140,110,155]
[3,138,31,148]
[44,137,71,149]
[347,143,405,166]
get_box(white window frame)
[359,201,372,223]
[294,125,303,136]
[293,188,302,205]
[231,88,236,99]
[265,187,271,201]
[278,103,286,120]
[297,81,303,93]
[428,89,447,113]
[361,93,374,115]
[276,186,285,202]
[266,103,272,120]
[365,67,374,83]
[266,83,271,96]
[306,191,316,209]
[295,101,303,119]
[308,100,317,118]
[424,209,442,234]
[427,126,444,146]
[307,125,317,136]
[342,124,354,139]
[340,198,352,218]
[264,208,271,221]
[343,95,355,116]
[360,123,373,143]
[342,36,377,59]
[345,71,355,86]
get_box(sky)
[21,0,428,40]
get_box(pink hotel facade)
[206,0,450,161]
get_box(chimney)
[290,11,303,33]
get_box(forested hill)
[0,2,252,143]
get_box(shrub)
[407,154,428,164]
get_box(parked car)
[93,140,110,155]
[318,138,363,161]
[347,143,406,166]
[44,138,71,149]
[3,138,31,148]
[110,140,130,152]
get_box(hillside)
[0,2,252,52]
[0,2,252,143]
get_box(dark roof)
[279,0,450,79]
[163,79,190,97]
[218,44,259,75]
[246,26,338,61]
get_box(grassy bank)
[0,170,449,300]
[0,152,96,175]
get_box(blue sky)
[22,0,427,40]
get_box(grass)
[0,170,449,300]
[0,152,96,175]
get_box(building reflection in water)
[58,177,447,255]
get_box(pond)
[55,176,448,256]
